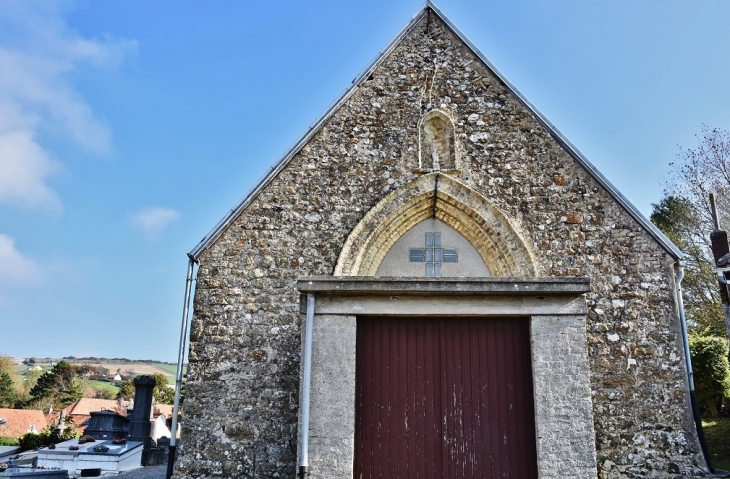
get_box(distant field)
[86,362,174,378]
[152,363,185,376]
[89,380,120,394]
[14,364,48,375]
[9,358,184,380]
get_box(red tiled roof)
[45,398,126,434]
[153,404,174,419]
[44,411,88,434]
[66,398,125,416]
[69,415,91,428]
[45,410,61,424]
[0,409,48,439]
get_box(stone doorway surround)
[296,276,599,479]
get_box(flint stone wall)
[175,12,705,478]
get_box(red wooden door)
[354,317,537,478]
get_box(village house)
[174,4,707,478]
[0,409,47,441]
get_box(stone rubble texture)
[175,11,707,479]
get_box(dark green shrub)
[690,335,730,417]
[0,436,19,446]
[17,416,77,451]
[18,431,51,451]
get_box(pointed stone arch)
[334,173,537,277]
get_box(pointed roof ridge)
[189,2,681,261]
[188,2,431,260]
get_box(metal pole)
[167,257,196,479]
[298,293,315,479]
[710,193,721,231]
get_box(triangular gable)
[189,1,681,261]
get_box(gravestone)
[83,410,129,440]
[127,376,155,449]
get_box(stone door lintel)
[297,276,591,316]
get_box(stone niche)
[419,109,456,170]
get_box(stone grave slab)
[36,439,143,475]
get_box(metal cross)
[409,232,458,277]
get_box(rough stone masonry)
[175,7,706,479]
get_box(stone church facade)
[175,5,707,478]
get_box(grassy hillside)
[151,363,185,377]
[88,380,120,395]
[12,358,184,387]
[63,358,181,380]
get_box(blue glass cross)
[409,232,458,277]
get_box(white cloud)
[0,234,42,284]
[0,1,138,212]
[132,207,182,239]
[0,130,62,211]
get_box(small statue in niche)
[419,110,456,170]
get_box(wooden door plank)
[354,316,537,479]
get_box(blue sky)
[2,1,730,361]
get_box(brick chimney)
[709,193,730,339]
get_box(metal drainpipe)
[676,263,694,389]
[676,260,716,474]
[167,257,196,479]
[298,293,315,479]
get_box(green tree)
[0,353,24,406]
[92,388,115,400]
[651,196,725,336]
[58,378,84,406]
[28,361,82,409]
[689,335,730,417]
[0,373,16,408]
[20,368,44,403]
[152,374,175,404]
[0,355,16,377]
[664,125,730,339]
[115,375,176,404]
[116,379,135,400]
